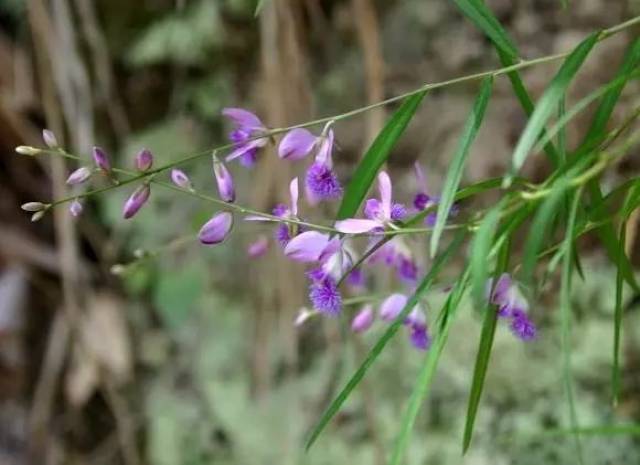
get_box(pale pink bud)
[66,166,92,185]
[123,184,151,219]
[15,146,40,156]
[69,199,83,217]
[213,157,235,202]
[21,202,46,212]
[42,129,58,148]
[247,236,269,258]
[198,211,233,245]
[170,169,192,189]
[351,305,375,333]
[135,148,153,171]
[92,146,111,172]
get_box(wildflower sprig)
[15,9,640,463]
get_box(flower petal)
[289,177,299,217]
[225,139,264,162]
[334,219,381,234]
[284,231,330,262]
[379,293,408,322]
[351,305,375,333]
[315,129,334,166]
[222,108,264,130]
[199,212,234,245]
[278,128,317,160]
[378,171,392,219]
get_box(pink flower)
[351,305,375,333]
[199,211,234,245]
[335,171,406,234]
[223,108,269,167]
[135,148,154,171]
[123,184,151,219]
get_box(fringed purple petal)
[305,163,342,203]
[390,203,407,221]
[309,277,342,317]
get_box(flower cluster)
[20,111,538,351]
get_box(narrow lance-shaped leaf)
[462,212,510,453]
[450,0,519,60]
[560,188,585,464]
[470,201,503,308]
[336,91,426,220]
[390,269,470,465]
[521,179,569,288]
[430,77,493,257]
[304,231,465,451]
[452,0,561,166]
[504,32,599,187]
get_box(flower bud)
[31,211,46,222]
[69,199,83,217]
[42,129,58,148]
[15,146,41,156]
[21,201,46,212]
[294,307,315,327]
[379,293,408,322]
[351,305,374,333]
[170,169,192,189]
[123,184,151,219]
[198,211,233,245]
[247,236,269,258]
[66,166,92,185]
[213,157,235,202]
[135,148,153,172]
[92,146,111,172]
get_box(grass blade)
[612,222,625,405]
[304,231,465,451]
[521,180,569,287]
[430,77,493,257]
[390,269,470,465]
[504,32,599,186]
[450,0,519,60]
[470,201,503,308]
[560,188,585,465]
[336,91,427,220]
[463,233,511,453]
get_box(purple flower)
[510,310,537,341]
[42,129,58,149]
[92,146,111,172]
[198,211,234,245]
[170,169,192,190]
[335,171,405,234]
[246,178,301,248]
[351,305,375,333]
[247,235,269,258]
[279,126,342,204]
[309,277,342,317]
[123,184,151,219]
[213,156,235,202]
[409,324,431,350]
[223,108,268,167]
[346,268,366,289]
[487,273,536,341]
[379,293,408,322]
[66,167,92,185]
[285,232,355,283]
[69,199,83,217]
[135,148,153,171]
[396,255,419,284]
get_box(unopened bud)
[66,166,92,185]
[21,201,46,212]
[198,211,233,245]
[15,146,41,156]
[213,156,235,203]
[135,148,154,172]
[351,305,374,333]
[42,129,58,149]
[92,146,111,172]
[170,169,192,190]
[110,264,126,275]
[69,199,83,217]
[31,210,46,222]
[123,184,151,219]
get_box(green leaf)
[470,201,503,309]
[521,180,569,287]
[450,0,519,60]
[612,221,625,405]
[582,38,640,147]
[504,32,599,186]
[390,269,470,465]
[560,188,584,465]
[463,238,510,453]
[304,231,465,451]
[336,91,427,220]
[430,77,493,257]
